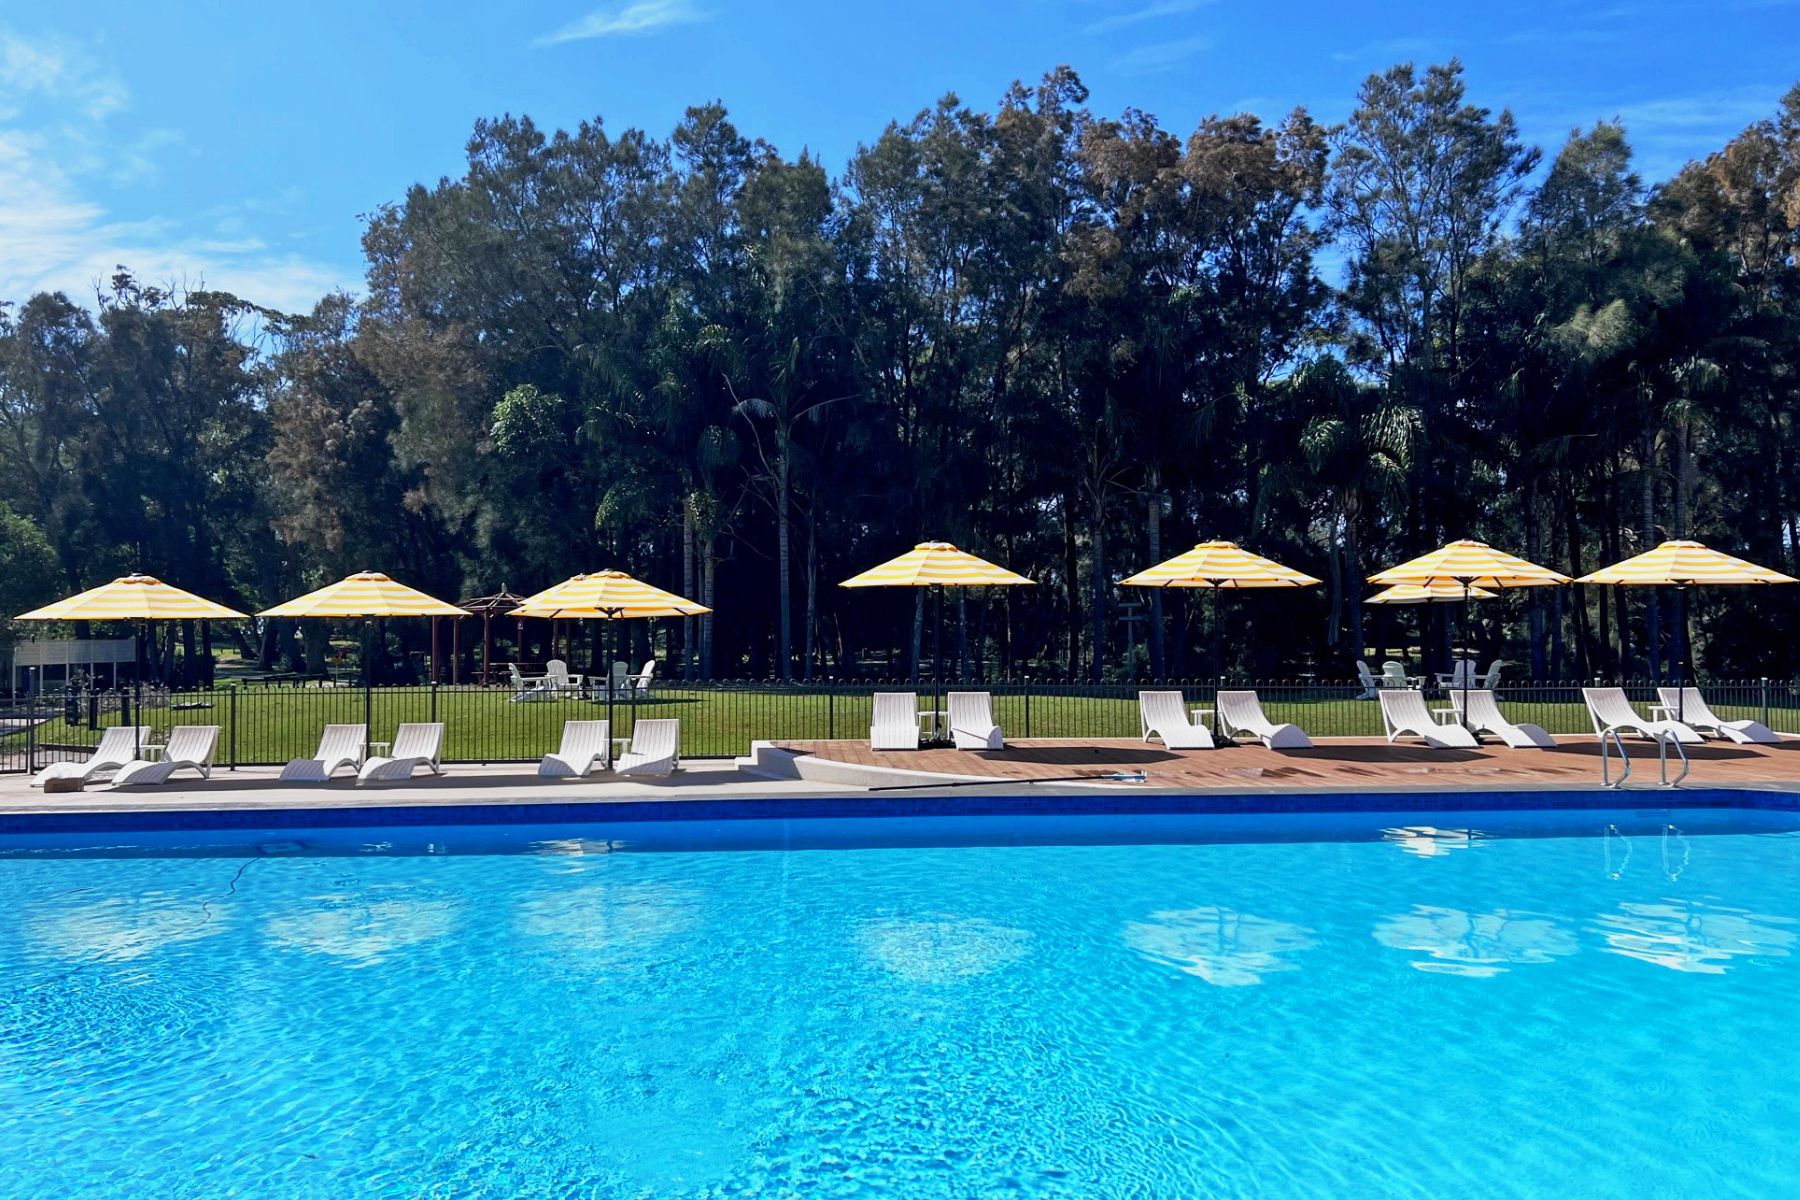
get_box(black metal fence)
[3,677,1797,774]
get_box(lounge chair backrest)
[1139,690,1189,730]
[318,724,367,762]
[390,722,444,761]
[1379,689,1434,730]
[629,718,679,758]
[872,692,918,726]
[93,725,150,763]
[1217,690,1270,732]
[1657,687,1712,723]
[1584,688,1642,729]
[164,724,219,764]
[1451,689,1505,728]
[558,719,611,760]
[947,691,995,728]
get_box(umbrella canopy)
[1366,582,1499,605]
[839,542,1034,589]
[1576,540,1797,586]
[1367,540,1570,589]
[258,571,466,618]
[15,574,246,622]
[1121,541,1320,589]
[510,571,711,619]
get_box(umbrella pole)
[1675,584,1687,722]
[1461,582,1472,733]
[935,584,945,746]
[482,613,492,686]
[363,618,373,737]
[135,619,145,759]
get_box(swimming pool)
[3,807,1798,1198]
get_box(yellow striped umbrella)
[1121,541,1321,589]
[15,574,247,622]
[1577,541,1794,718]
[1366,582,1498,605]
[1576,540,1796,586]
[1369,541,1567,730]
[510,570,711,619]
[258,571,467,618]
[839,542,1034,589]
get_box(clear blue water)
[4,807,1800,1198]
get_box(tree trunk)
[1063,494,1080,678]
[1640,435,1662,682]
[1146,478,1165,678]
[1565,488,1591,678]
[700,544,716,680]
[1089,490,1106,684]
[776,452,792,681]
[803,518,817,682]
[682,496,696,680]
[1345,519,1365,664]
[910,589,924,684]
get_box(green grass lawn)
[23,683,1798,765]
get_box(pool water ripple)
[3,809,1800,1197]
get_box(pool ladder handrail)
[1599,725,1689,789]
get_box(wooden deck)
[771,736,1800,792]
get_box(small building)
[9,639,137,694]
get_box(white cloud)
[0,28,128,120]
[534,0,708,46]
[1083,0,1212,36]
[1109,35,1210,76]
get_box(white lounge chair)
[946,691,1004,750]
[1380,690,1479,749]
[1139,690,1215,750]
[113,725,220,786]
[1217,690,1312,749]
[1452,689,1554,748]
[31,725,153,787]
[1656,687,1779,744]
[544,658,585,696]
[1583,688,1702,745]
[871,692,921,751]
[539,719,612,777]
[616,719,680,776]
[1355,661,1382,700]
[280,724,368,782]
[508,663,551,703]
[358,722,445,783]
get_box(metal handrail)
[1658,732,1690,788]
[1600,728,1631,788]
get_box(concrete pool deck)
[6,735,1800,823]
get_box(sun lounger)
[1217,690,1312,749]
[280,724,368,781]
[1452,689,1554,748]
[113,725,220,786]
[871,692,921,751]
[1583,687,1702,745]
[1656,687,1779,744]
[358,722,445,783]
[946,691,1004,750]
[1138,690,1215,750]
[1380,690,1479,748]
[31,725,153,787]
[539,719,612,777]
[616,719,680,776]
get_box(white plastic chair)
[1380,662,1414,689]
[358,722,445,783]
[1355,661,1382,699]
[1583,688,1702,745]
[617,719,680,776]
[1380,690,1478,749]
[1656,687,1779,744]
[1216,691,1312,749]
[112,725,220,786]
[1138,690,1215,750]
[544,658,585,696]
[1452,690,1554,748]
[946,691,1004,751]
[539,719,612,777]
[31,725,153,787]
[508,663,551,703]
[871,692,921,751]
[629,659,657,696]
[281,724,368,782]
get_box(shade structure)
[840,542,1034,589]
[460,589,529,686]
[1576,541,1796,587]
[1120,541,1321,589]
[840,543,1033,744]
[1577,540,1795,719]
[15,574,247,622]
[258,571,466,619]
[1366,582,1498,605]
[16,575,246,760]
[1369,541,1568,732]
[510,570,711,619]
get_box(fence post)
[431,682,439,724]
[26,703,35,775]
[1024,678,1032,739]
[827,677,835,741]
[229,688,238,770]
[1762,676,1771,729]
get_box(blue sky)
[1,0,1795,313]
